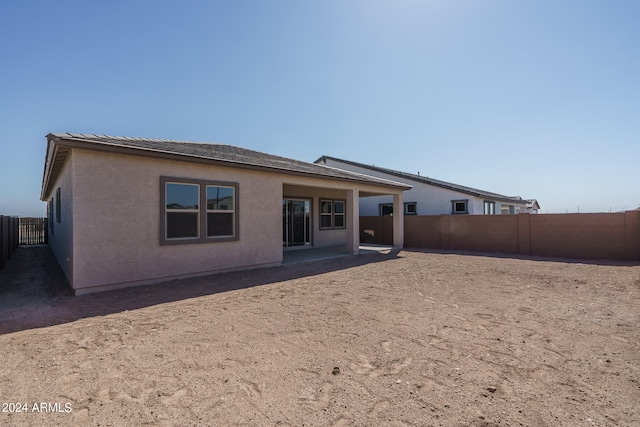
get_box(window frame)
[49,198,54,235]
[160,176,239,246]
[206,184,236,238]
[404,202,417,215]
[319,199,346,230]
[483,200,495,215]
[379,203,393,216]
[451,199,469,215]
[165,181,200,239]
[501,204,516,215]
[56,187,61,223]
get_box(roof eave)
[45,135,412,192]
[40,138,53,201]
[318,155,526,203]
[40,135,61,201]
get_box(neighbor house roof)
[315,155,528,205]
[41,133,411,200]
[526,199,541,210]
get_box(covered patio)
[282,244,395,265]
[282,181,409,257]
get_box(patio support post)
[346,188,360,254]
[393,192,404,248]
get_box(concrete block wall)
[360,216,394,245]
[405,215,441,248]
[625,210,640,260]
[0,215,19,272]
[448,214,519,254]
[399,212,640,261]
[528,213,627,260]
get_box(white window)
[483,201,495,215]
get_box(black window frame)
[49,198,54,235]
[451,199,469,215]
[379,203,393,216]
[160,176,239,246]
[319,199,346,230]
[56,187,61,223]
[404,202,417,215]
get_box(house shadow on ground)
[0,246,403,335]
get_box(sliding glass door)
[282,199,311,247]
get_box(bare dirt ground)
[0,246,639,427]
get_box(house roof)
[41,133,411,200]
[526,199,541,210]
[315,155,529,205]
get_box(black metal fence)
[19,217,48,246]
[0,215,20,271]
[0,216,49,272]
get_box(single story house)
[41,133,411,295]
[315,156,536,216]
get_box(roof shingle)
[45,133,411,192]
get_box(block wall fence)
[362,211,640,261]
[0,215,20,271]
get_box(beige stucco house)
[41,133,410,295]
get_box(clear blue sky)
[1,0,638,216]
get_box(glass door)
[282,199,311,247]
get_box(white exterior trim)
[319,158,529,216]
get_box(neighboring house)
[41,133,410,295]
[315,156,535,216]
[526,199,541,214]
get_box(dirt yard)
[0,246,639,427]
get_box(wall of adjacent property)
[400,211,640,261]
[321,158,467,215]
[319,157,527,215]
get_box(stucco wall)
[322,158,526,215]
[66,150,404,293]
[45,151,74,285]
[283,185,350,247]
[71,149,284,293]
